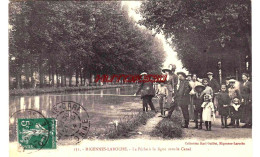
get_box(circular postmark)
[9,109,55,153]
[52,101,90,144]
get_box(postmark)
[52,101,90,144]
[9,109,56,153]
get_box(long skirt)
[241,101,252,124]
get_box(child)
[230,97,242,128]
[217,84,231,128]
[201,78,214,97]
[201,94,215,131]
[227,79,241,126]
[156,82,168,117]
[193,85,205,129]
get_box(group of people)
[134,64,252,131]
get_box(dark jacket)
[193,92,205,110]
[175,80,191,106]
[209,78,220,93]
[136,82,155,98]
[218,92,231,107]
[240,81,252,102]
[218,91,231,116]
[172,73,178,94]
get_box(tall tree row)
[9,1,166,89]
[139,0,251,80]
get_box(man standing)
[207,72,220,94]
[162,64,178,109]
[169,64,179,96]
[240,73,252,128]
[163,72,191,128]
[162,68,174,109]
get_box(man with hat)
[168,64,179,94]
[207,72,220,94]
[163,71,191,128]
[225,76,231,89]
[162,64,178,109]
[134,72,156,112]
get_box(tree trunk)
[64,75,67,86]
[48,65,51,85]
[80,69,83,86]
[39,60,43,88]
[16,73,21,89]
[24,64,30,88]
[51,68,55,87]
[61,74,64,87]
[56,70,59,87]
[76,69,79,86]
[69,75,72,87]
[30,63,34,88]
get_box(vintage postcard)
[8,0,253,157]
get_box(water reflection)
[10,86,155,140]
[100,89,103,98]
[20,97,25,111]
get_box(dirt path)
[182,117,252,139]
[131,113,162,139]
[130,112,251,140]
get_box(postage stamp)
[52,101,90,144]
[17,118,56,150]
[10,109,57,152]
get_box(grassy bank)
[9,84,133,96]
[93,111,156,139]
[151,109,183,138]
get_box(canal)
[9,85,159,141]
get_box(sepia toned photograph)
[8,0,253,156]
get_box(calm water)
[9,86,159,140]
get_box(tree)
[139,0,251,80]
[9,1,166,89]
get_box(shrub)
[151,110,183,138]
[105,111,156,139]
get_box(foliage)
[105,111,156,139]
[151,110,183,138]
[139,0,251,80]
[9,1,166,89]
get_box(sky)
[121,1,188,73]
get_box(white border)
[1,0,260,157]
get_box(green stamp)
[17,118,56,150]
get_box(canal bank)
[9,84,134,96]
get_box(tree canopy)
[9,1,166,88]
[139,0,251,80]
